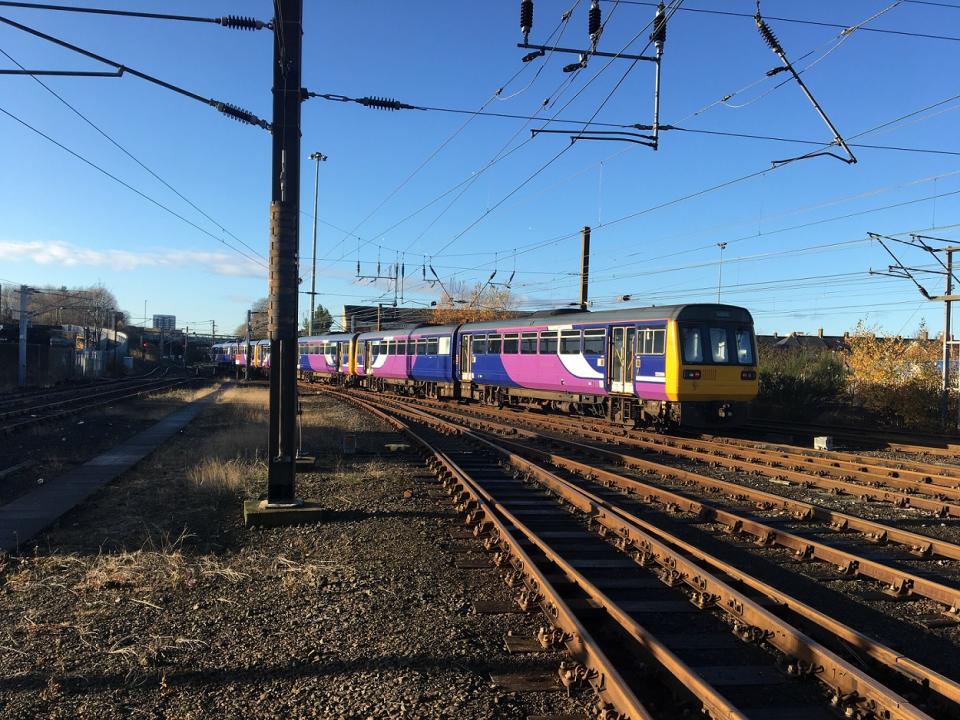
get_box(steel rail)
[0,373,171,414]
[702,432,960,482]
[744,419,960,458]
[0,378,195,433]
[331,388,937,720]
[464,399,960,513]
[0,376,181,422]
[335,391,655,720]
[342,390,960,611]
[444,401,960,515]
[365,394,960,556]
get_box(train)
[211,303,759,427]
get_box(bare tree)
[430,279,516,325]
[234,297,270,338]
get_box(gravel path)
[0,386,588,719]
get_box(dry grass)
[146,384,219,404]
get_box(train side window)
[520,332,538,354]
[406,339,415,355]
[502,334,519,354]
[681,327,703,363]
[539,331,558,354]
[397,341,407,355]
[559,330,581,355]
[472,335,486,355]
[652,329,665,355]
[487,334,503,354]
[736,329,754,365]
[415,339,426,355]
[709,327,729,363]
[583,329,605,355]
[427,338,439,355]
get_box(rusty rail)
[324,387,945,719]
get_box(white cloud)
[0,239,266,279]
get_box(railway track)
[0,367,160,412]
[742,419,960,459]
[318,385,960,719]
[323,389,960,524]
[0,371,198,434]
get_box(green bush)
[757,346,846,413]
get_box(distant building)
[341,305,434,333]
[152,314,176,331]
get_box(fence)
[0,344,110,388]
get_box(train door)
[363,341,372,373]
[609,326,636,394]
[460,334,474,382]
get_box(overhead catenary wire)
[315,10,578,266]
[429,0,685,260]
[0,1,271,28]
[0,46,267,262]
[0,15,270,129]
[598,0,960,42]
[0,103,267,270]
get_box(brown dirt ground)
[0,385,589,720]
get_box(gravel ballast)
[0,385,589,719]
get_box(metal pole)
[944,248,955,428]
[308,151,326,336]
[377,303,382,331]
[580,226,591,311]
[717,242,727,303]
[267,0,303,506]
[17,285,29,386]
[245,309,252,381]
[113,311,119,375]
[184,325,189,369]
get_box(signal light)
[741,370,757,380]
[683,369,701,380]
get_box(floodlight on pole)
[308,151,327,336]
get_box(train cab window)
[709,328,729,363]
[502,334,519,354]
[539,331,558,354]
[520,332,538,354]
[298,344,306,355]
[559,330,581,354]
[397,341,407,355]
[681,327,703,363]
[427,338,439,355]
[583,329,605,356]
[736,329,754,365]
[472,335,486,355]
[487,334,503,354]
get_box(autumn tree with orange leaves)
[845,321,943,429]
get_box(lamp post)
[716,242,728,303]
[308,151,327,336]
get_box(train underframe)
[310,372,747,429]
[463,382,748,429]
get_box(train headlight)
[741,370,757,380]
[682,369,701,380]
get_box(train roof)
[299,333,355,343]
[356,324,459,341]
[459,304,753,332]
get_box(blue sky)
[1,0,958,337]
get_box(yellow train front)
[657,304,758,427]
